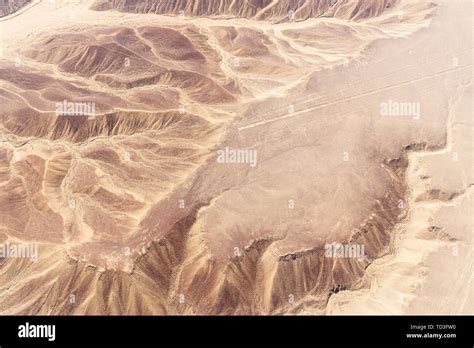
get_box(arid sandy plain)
[0,0,472,315]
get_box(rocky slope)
[0,0,31,17]
[1,0,469,315]
[91,0,399,22]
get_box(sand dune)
[0,0,31,17]
[90,0,399,22]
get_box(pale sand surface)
[326,0,472,315]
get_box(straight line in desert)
[238,64,471,131]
